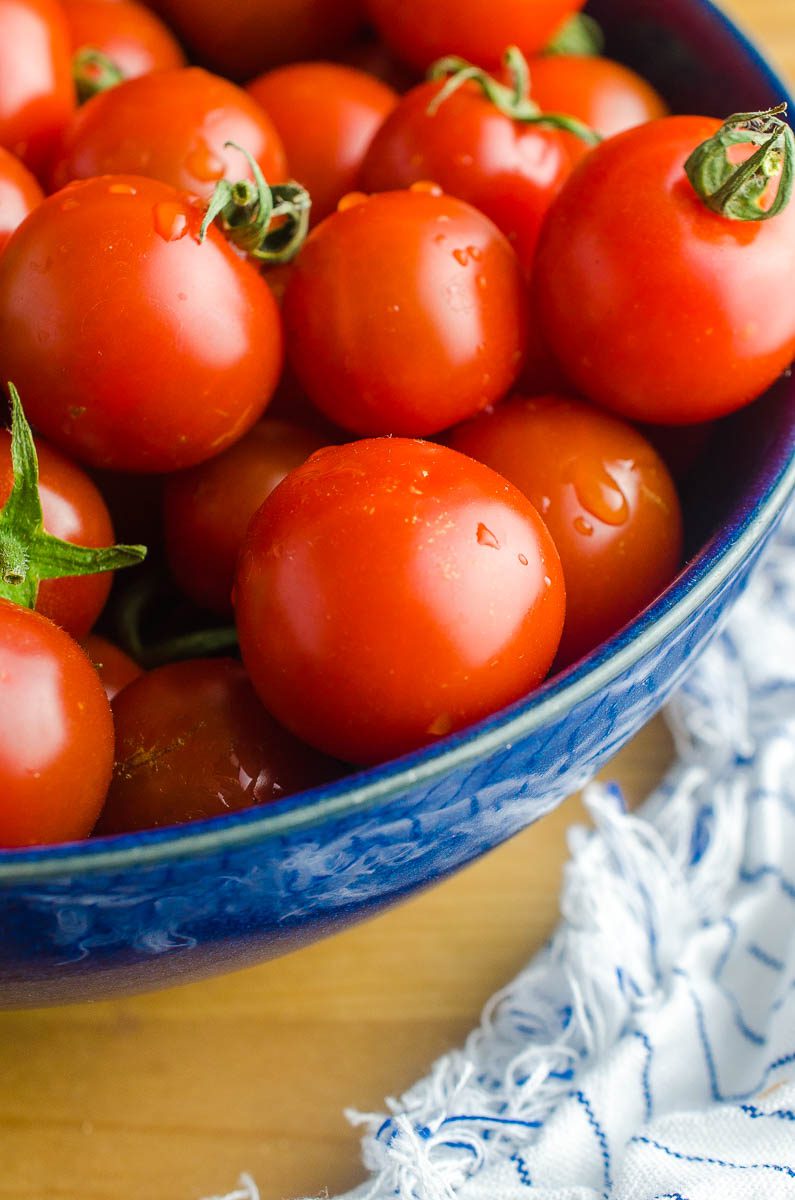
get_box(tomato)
[0,175,283,473]
[95,658,343,834]
[234,438,565,765]
[0,0,76,180]
[83,633,142,700]
[360,78,574,275]
[147,0,364,81]
[63,0,186,83]
[0,600,113,847]
[363,0,585,72]
[164,419,328,614]
[449,394,683,666]
[50,67,288,199]
[535,115,795,424]
[527,55,668,143]
[0,145,43,259]
[283,187,528,436]
[247,63,398,226]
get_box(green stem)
[545,13,605,57]
[73,48,125,103]
[115,571,238,669]
[685,105,794,221]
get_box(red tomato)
[0,0,76,179]
[234,438,565,765]
[0,175,283,472]
[283,187,528,436]
[535,116,795,424]
[83,633,142,700]
[247,63,398,226]
[527,55,668,142]
[63,0,186,82]
[0,600,113,847]
[50,67,288,199]
[164,419,328,614]
[360,78,574,274]
[363,0,584,72]
[0,145,43,259]
[95,658,343,834]
[450,394,683,666]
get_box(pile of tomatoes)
[0,0,794,849]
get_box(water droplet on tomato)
[337,191,369,212]
[427,713,453,737]
[453,248,469,266]
[153,201,189,242]
[185,139,225,183]
[60,197,79,212]
[572,462,629,527]
[518,553,529,566]
[574,516,594,537]
[476,523,500,549]
[410,180,443,196]
[108,182,137,196]
[467,245,482,261]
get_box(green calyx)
[73,47,125,104]
[200,141,311,263]
[0,384,146,610]
[427,45,601,147]
[685,105,795,221]
[545,13,605,56]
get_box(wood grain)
[0,3,791,1197]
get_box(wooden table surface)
[1,4,792,1198]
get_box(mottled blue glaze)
[1,0,794,1008]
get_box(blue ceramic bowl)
[1,0,794,1009]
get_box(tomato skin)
[234,438,565,766]
[164,419,328,614]
[363,0,584,72]
[0,175,283,473]
[360,79,573,274]
[283,189,528,437]
[0,600,113,847]
[0,0,76,180]
[0,145,43,259]
[527,55,668,145]
[95,658,343,834]
[450,394,683,666]
[83,633,142,700]
[50,67,287,199]
[247,63,398,226]
[535,116,795,425]
[63,0,187,80]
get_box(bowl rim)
[1,0,794,886]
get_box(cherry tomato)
[449,394,683,666]
[535,116,795,425]
[83,633,142,700]
[234,438,565,765]
[0,0,76,180]
[363,0,585,73]
[95,658,343,834]
[360,78,574,274]
[247,63,398,226]
[283,187,528,436]
[0,600,113,847]
[0,175,283,472]
[63,0,186,82]
[0,145,43,259]
[50,67,288,199]
[527,55,668,144]
[164,419,328,614]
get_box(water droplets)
[337,191,369,212]
[572,462,629,527]
[574,516,594,537]
[518,553,529,566]
[185,139,225,183]
[476,523,500,549]
[153,200,189,242]
[108,182,137,196]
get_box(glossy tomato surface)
[0,600,113,847]
[247,62,397,225]
[527,55,668,142]
[63,0,186,81]
[450,393,683,666]
[51,67,287,198]
[0,145,43,258]
[535,116,795,424]
[164,419,328,614]
[283,188,528,436]
[0,175,283,472]
[83,633,142,700]
[96,658,343,834]
[235,438,565,765]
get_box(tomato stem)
[685,105,795,221]
[73,47,125,104]
[545,13,605,57]
[115,571,238,669]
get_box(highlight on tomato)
[0,146,43,259]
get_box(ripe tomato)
[527,55,668,143]
[363,0,584,72]
[247,63,398,226]
[0,600,113,847]
[0,175,283,472]
[0,0,76,180]
[234,438,565,765]
[0,145,43,259]
[83,633,142,700]
[535,115,795,424]
[360,78,574,275]
[283,187,528,436]
[95,658,343,834]
[449,394,683,666]
[50,67,288,199]
[63,0,186,84]
[164,419,328,614]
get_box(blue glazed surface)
[1,0,794,1007]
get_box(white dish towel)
[209,512,795,1200]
